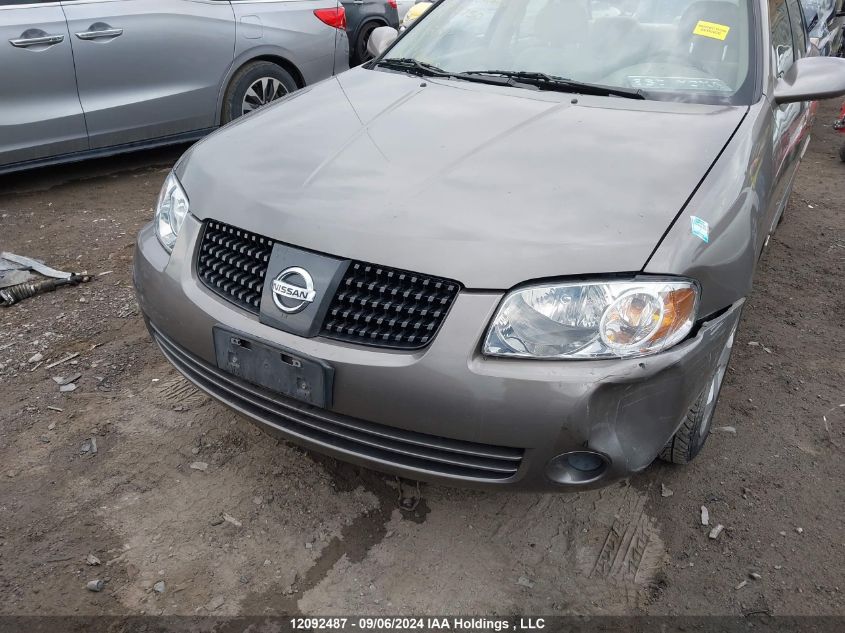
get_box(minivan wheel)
[222,61,298,124]
[352,22,380,66]
[659,325,736,465]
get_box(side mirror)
[367,26,399,59]
[773,56,845,104]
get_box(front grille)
[320,262,460,349]
[151,325,524,481]
[197,221,272,314]
[197,221,460,350]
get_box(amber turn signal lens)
[651,287,698,345]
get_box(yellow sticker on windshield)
[693,20,731,40]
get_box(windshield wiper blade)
[463,70,646,99]
[375,62,644,98]
[375,58,453,77]
[375,58,535,89]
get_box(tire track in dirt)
[589,487,665,587]
[147,376,210,411]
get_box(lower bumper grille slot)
[150,326,523,481]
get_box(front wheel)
[221,62,298,124]
[659,323,736,465]
[839,142,845,163]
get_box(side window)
[785,0,807,56]
[769,0,794,76]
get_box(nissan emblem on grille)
[272,267,317,314]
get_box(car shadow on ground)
[0,145,188,196]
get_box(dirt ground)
[0,99,842,619]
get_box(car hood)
[179,67,746,289]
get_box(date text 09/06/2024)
[289,617,547,631]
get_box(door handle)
[75,28,124,40]
[9,34,65,48]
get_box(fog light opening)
[567,452,605,473]
[546,451,610,485]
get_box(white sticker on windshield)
[626,76,731,92]
[691,216,710,243]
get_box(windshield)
[381,0,755,104]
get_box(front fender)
[644,101,775,318]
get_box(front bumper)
[134,215,743,491]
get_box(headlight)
[155,172,189,252]
[483,279,699,359]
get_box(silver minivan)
[0,0,349,174]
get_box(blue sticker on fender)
[690,216,710,243]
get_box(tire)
[658,388,714,465]
[659,323,736,465]
[221,61,298,124]
[839,143,845,163]
[352,21,381,66]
